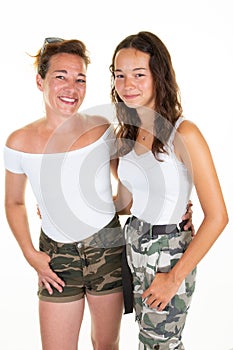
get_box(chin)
[124,101,139,109]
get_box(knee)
[92,336,119,350]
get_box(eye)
[55,75,65,80]
[76,78,86,84]
[115,74,124,79]
[135,73,145,78]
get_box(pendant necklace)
[139,126,153,141]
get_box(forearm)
[170,214,228,285]
[5,202,37,263]
[6,202,66,294]
[114,195,132,215]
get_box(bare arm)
[5,170,65,294]
[143,120,228,310]
[114,180,133,215]
[110,156,133,215]
[110,157,119,181]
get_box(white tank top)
[4,126,117,242]
[117,117,193,225]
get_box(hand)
[142,272,180,311]
[36,204,42,219]
[182,200,195,236]
[28,250,65,295]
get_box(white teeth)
[60,97,76,102]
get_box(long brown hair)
[109,31,183,158]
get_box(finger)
[49,271,65,288]
[184,220,192,230]
[182,211,192,220]
[142,290,151,300]
[156,301,167,311]
[41,279,54,295]
[191,224,195,237]
[147,297,161,309]
[38,279,43,288]
[144,294,157,306]
[42,277,64,294]
[187,200,193,209]
[187,206,193,213]
[50,280,64,293]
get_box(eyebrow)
[52,69,86,77]
[114,67,147,72]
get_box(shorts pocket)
[39,231,56,259]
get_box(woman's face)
[113,48,155,111]
[37,52,87,118]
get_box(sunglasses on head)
[40,37,64,55]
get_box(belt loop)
[47,232,58,253]
[139,220,144,234]
[149,224,152,238]
[127,215,133,226]
[53,241,58,254]
[129,216,133,225]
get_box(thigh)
[83,244,124,295]
[38,230,85,302]
[138,301,187,349]
[127,228,196,349]
[39,298,85,350]
[87,292,123,348]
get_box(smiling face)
[37,52,87,119]
[114,48,155,111]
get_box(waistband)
[40,213,123,249]
[126,215,181,236]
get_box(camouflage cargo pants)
[124,219,196,350]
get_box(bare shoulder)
[83,114,111,135]
[5,119,43,151]
[86,114,110,128]
[176,119,204,141]
[174,118,209,159]
[177,119,198,133]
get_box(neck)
[44,114,81,133]
[137,109,155,130]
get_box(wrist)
[169,265,185,287]
[23,247,38,266]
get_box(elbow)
[116,199,132,216]
[203,208,229,237]
[5,200,12,213]
[222,211,229,229]
[117,207,131,215]
[216,209,229,232]
[5,199,25,212]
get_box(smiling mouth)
[123,94,139,100]
[59,96,77,103]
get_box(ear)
[36,73,44,91]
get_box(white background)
[0,0,233,349]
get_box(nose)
[124,76,135,89]
[66,80,76,90]
[64,78,78,91]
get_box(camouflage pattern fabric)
[38,214,124,302]
[124,221,196,350]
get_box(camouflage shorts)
[124,218,197,350]
[38,214,124,302]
